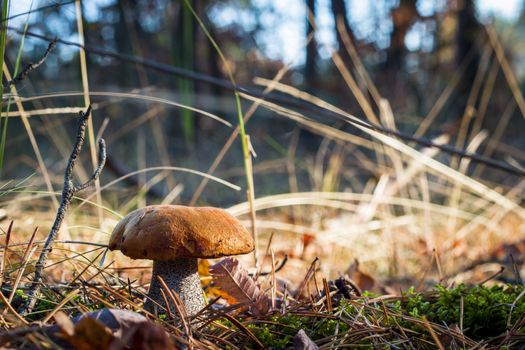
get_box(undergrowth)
[212,284,525,348]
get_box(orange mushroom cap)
[109,205,254,261]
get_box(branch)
[73,139,106,192]
[20,106,106,315]
[3,39,57,90]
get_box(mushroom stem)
[145,258,206,317]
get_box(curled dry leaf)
[73,308,148,338]
[52,309,175,350]
[210,257,269,314]
[112,321,176,350]
[54,312,115,350]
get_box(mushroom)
[108,205,254,316]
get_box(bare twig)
[3,39,57,89]
[20,106,106,315]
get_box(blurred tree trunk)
[454,0,481,119]
[115,0,136,85]
[330,0,355,68]
[385,0,418,71]
[304,0,317,90]
[172,1,196,145]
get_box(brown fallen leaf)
[52,309,175,350]
[112,321,176,350]
[54,312,115,350]
[73,308,148,338]
[210,257,269,315]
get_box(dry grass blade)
[422,316,445,350]
[2,64,58,211]
[1,107,84,117]
[157,275,192,338]
[222,313,265,349]
[295,257,319,299]
[73,165,240,214]
[159,288,174,319]
[0,220,13,286]
[42,289,80,324]
[189,66,289,206]
[7,229,38,303]
[0,291,28,325]
[15,91,232,127]
[210,257,269,315]
[322,278,332,313]
[486,25,525,119]
[75,0,104,230]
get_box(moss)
[220,284,525,348]
[401,284,525,339]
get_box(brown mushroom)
[109,205,254,316]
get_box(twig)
[478,266,505,285]
[20,106,106,315]
[3,39,57,89]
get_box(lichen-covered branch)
[3,39,57,90]
[20,106,106,315]
[73,139,106,192]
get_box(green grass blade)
[0,1,33,176]
[0,0,10,176]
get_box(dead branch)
[20,105,106,315]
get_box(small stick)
[433,248,444,283]
[295,257,319,299]
[159,289,173,319]
[510,254,523,285]
[21,106,106,315]
[322,278,332,313]
[157,276,192,338]
[479,266,505,285]
[270,249,276,310]
[422,316,445,350]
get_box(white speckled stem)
[145,258,206,317]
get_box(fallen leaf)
[210,257,269,314]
